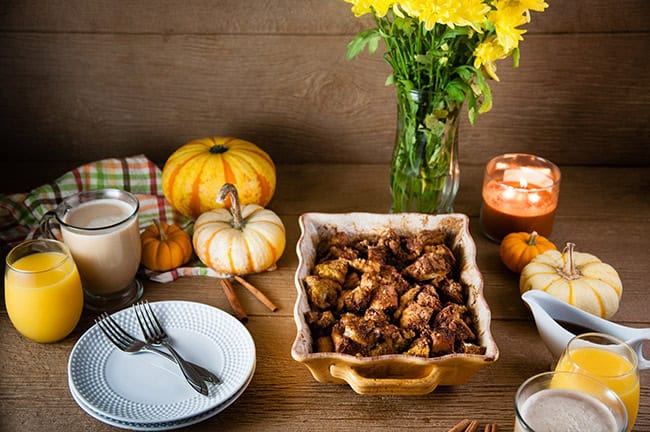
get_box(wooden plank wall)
[0,0,648,192]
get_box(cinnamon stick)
[233,275,278,312]
[447,419,471,432]
[447,420,497,432]
[220,278,248,323]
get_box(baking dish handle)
[329,363,442,395]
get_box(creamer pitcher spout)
[521,290,575,359]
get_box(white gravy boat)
[521,290,650,370]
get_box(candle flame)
[519,177,528,188]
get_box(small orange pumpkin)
[141,219,193,271]
[500,231,557,273]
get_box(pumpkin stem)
[153,218,167,242]
[209,145,229,154]
[217,183,243,229]
[560,242,581,280]
[527,231,539,246]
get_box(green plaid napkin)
[0,154,223,282]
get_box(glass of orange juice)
[555,332,640,432]
[4,239,83,343]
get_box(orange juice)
[556,346,640,431]
[5,250,83,343]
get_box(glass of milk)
[514,371,628,432]
[40,189,143,312]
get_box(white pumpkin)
[193,183,286,275]
[520,242,622,319]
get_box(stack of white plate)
[68,301,256,431]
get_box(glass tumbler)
[5,239,83,343]
[555,332,640,431]
[515,371,627,432]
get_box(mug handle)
[39,210,58,239]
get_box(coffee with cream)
[61,198,141,296]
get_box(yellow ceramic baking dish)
[291,212,499,395]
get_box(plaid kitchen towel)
[0,154,223,282]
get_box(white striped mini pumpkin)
[520,242,622,319]
[192,183,285,275]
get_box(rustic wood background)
[0,0,648,193]
[0,4,649,430]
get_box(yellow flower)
[519,0,549,12]
[490,0,549,52]
[473,37,509,81]
[489,1,529,53]
[341,0,548,124]
[400,0,491,31]
[344,0,395,17]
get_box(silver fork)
[95,312,219,385]
[133,301,209,396]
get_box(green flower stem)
[390,88,461,214]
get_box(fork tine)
[133,302,146,335]
[133,301,155,340]
[100,313,134,346]
[143,300,165,337]
[101,313,130,345]
[95,317,114,342]
[104,313,137,344]
[102,312,144,349]
[96,315,127,349]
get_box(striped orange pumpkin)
[162,137,276,219]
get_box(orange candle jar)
[480,154,561,242]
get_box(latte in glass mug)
[40,189,143,311]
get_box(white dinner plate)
[68,365,254,431]
[68,300,255,425]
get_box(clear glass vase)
[389,88,461,214]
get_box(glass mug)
[40,188,143,312]
[554,332,640,432]
[5,239,83,343]
[515,371,627,432]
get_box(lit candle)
[480,154,561,242]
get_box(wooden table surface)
[1,163,649,431]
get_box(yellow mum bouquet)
[343,0,548,213]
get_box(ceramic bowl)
[290,212,499,395]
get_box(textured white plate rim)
[68,363,255,431]
[68,300,256,424]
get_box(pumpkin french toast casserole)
[303,228,485,358]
